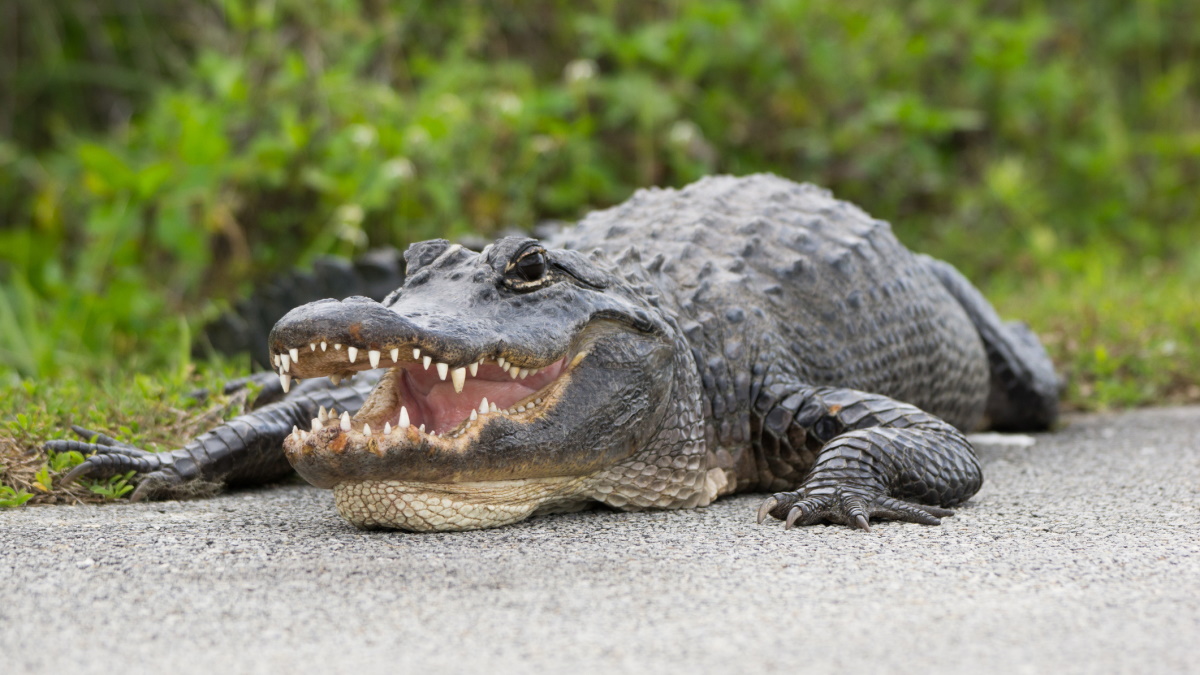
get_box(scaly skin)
[55,174,1059,532]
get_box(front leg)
[49,378,373,500]
[754,384,982,531]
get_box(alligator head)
[268,237,714,531]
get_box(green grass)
[991,265,1200,410]
[0,356,254,505]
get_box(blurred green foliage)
[0,0,1197,409]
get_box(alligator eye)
[515,249,547,282]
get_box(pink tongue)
[422,379,541,432]
[398,358,567,433]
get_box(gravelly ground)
[2,406,1198,674]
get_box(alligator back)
[553,174,989,431]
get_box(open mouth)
[272,339,580,448]
[266,326,602,529]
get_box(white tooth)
[369,350,380,368]
[517,404,526,412]
[291,425,298,438]
[289,347,299,363]
[321,341,328,351]
[334,343,342,350]
[535,398,543,405]
[330,374,342,385]
[436,362,448,380]
[280,354,290,372]
[430,431,437,437]
[363,423,371,436]
[497,356,507,369]
[384,422,392,435]
[390,348,399,363]
[348,346,358,363]
[468,361,479,377]
[329,408,337,417]
[310,343,316,351]
[509,366,520,379]
[470,410,478,421]
[273,353,280,367]
[419,424,426,433]
[490,402,499,413]
[318,406,328,421]
[399,406,410,428]
[280,373,291,392]
[301,430,309,441]
[452,367,466,393]
[423,355,432,369]
[519,368,529,379]
[312,418,323,431]
[413,348,421,359]
[340,411,351,431]
[479,398,489,414]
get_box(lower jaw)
[332,476,592,531]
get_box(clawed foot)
[44,426,180,500]
[756,486,956,532]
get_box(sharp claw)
[61,464,90,486]
[130,482,152,502]
[70,424,96,441]
[784,505,803,530]
[853,514,871,532]
[757,497,778,525]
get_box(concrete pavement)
[2,406,1198,673]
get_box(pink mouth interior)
[390,357,568,434]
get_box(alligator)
[54,174,1060,532]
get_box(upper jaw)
[268,296,584,444]
[267,295,574,392]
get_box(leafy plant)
[48,449,85,472]
[0,485,34,508]
[88,471,137,500]
[28,448,87,493]
[32,465,52,492]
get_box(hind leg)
[920,255,1061,431]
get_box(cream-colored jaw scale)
[333,476,590,531]
[331,446,724,532]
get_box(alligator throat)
[355,355,569,436]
